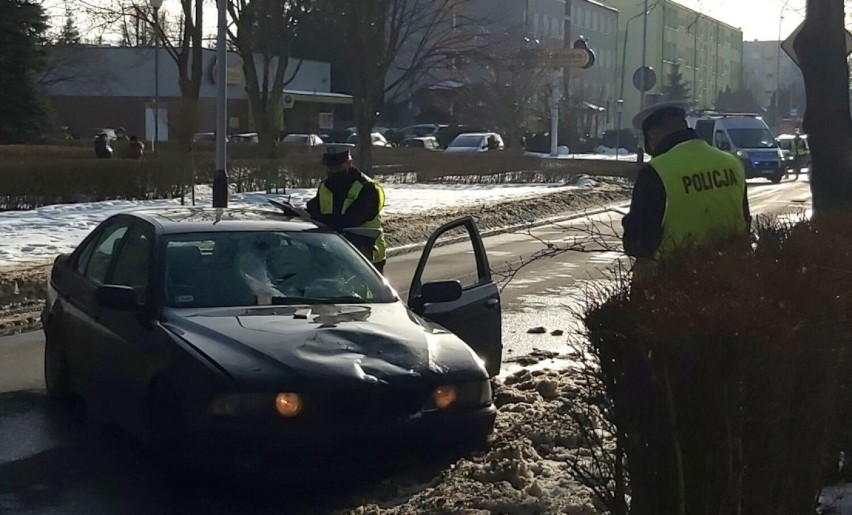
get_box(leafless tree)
[226,0,310,155]
[449,40,551,149]
[316,0,484,173]
[82,0,205,151]
[795,0,852,213]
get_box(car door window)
[715,131,730,150]
[109,226,152,303]
[79,221,131,285]
[412,218,491,292]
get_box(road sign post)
[782,20,852,68]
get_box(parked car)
[445,132,505,154]
[229,132,260,144]
[192,132,229,143]
[347,132,391,147]
[401,124,448,139]
[42,208,501,457]
[280,133,324,146]
[399,136,442,151]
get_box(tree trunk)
[355,98,376,174]
[794,0,852,213]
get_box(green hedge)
[0,144,637,210]
[581,217,852,513]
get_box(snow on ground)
[343,364,607,514]
[525,150,650,162]
[0,182,589,267]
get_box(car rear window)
[162,231,395,308]
[450,135,484,148]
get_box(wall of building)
[743,40,804,112]
[602,0,743,134]
[40,46,338,140]
[568,0,620,132]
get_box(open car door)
[408,217,502,376]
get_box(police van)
[687,112,786,183]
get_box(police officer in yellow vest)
[306,144,387,272]
[622,101,751,273]
[790,128,808,180]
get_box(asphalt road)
[0,178,812,514]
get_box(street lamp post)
[776,0,794,126]
[615,99,624,161]
[150,0,163,154]
[213,0,228,208]
[640,0,649,113]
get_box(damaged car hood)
[162,302,485,387]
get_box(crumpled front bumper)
[185,404,497,453]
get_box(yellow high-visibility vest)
[318,176,386,263]
[650,139,748,258]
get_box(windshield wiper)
[271,296,365,305]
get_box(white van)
[688,113,786,183]
[445,132,505,154]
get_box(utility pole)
[640,0,649,112]
[213,0,228,208]
[150,0,162,153]
[550,70,561,156]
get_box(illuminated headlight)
[429,380,492,411]
[433,386,457,409]
[736,150,749,159]
[275,392,303,417]
[207,392,302,418]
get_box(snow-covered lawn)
[0,182,585,267]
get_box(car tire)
[44,325,73,401]
[770,173,784,184]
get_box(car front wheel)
[44,326,72,401]
[770,173,784,184]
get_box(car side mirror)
[97,285,141,311]
[420,281,463,304]
[718,141,730,151]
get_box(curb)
[385,201,630,258]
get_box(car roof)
[453,132,494,138]
[127,207,325,234]
[712,118,768,129]
[404,136,437,141]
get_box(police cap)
[632,101,690,132]
[322,143,355,166]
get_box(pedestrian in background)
[791,128,807,180]
[113,127,129,158]
[128,135,145,159]
[93,133,112,159]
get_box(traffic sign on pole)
[782,21,852,68]
[536,49,594,69]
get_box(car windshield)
[450,135,484,148]
[162,231,396,308]
[727,128,777,149]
